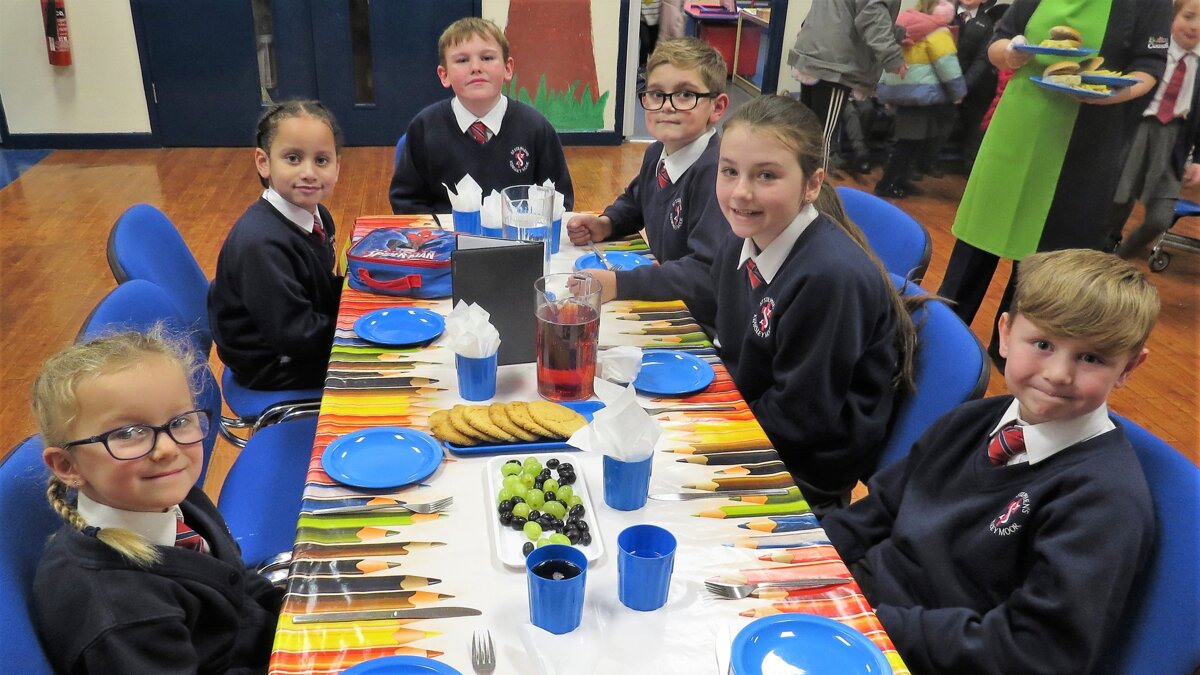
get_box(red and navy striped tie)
[657,160,670,189]
[468,120,490,144]
[311,214,326,243]
[988,421,1025,467]
[746,259,765,289]
[175,517,210,554]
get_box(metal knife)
[649,488,791,501]
[292,606,482,624]
[587,241,616,271]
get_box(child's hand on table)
[567,214,613,245]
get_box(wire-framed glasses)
[638,90,718,111]
[62,409,211,461]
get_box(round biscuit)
[489,403,539,442]
[505,401,556,439]
[527,401,587,438]
[431,418,476,446]
[463,405,517,443]
[449,405,492,441]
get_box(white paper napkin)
[567,380,660,461]
[443,300,500,358]
[598,346,643,384]
[481,190,504,231]
[444,175,482,213]
[541,178,566,221]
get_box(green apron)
[951,0,1114,260]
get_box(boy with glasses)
[567,38,734,335]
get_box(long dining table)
[268,214,910,675]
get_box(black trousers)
[800,80,851,170]
[937,239,1015,368]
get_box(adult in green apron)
[938,0,1171,362]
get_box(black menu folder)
[451,235,544,365]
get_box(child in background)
[209,100,343,391]
[566,38,736,334]
[873,0,966,199]
[1107,0,1200,258]
[951,0,1002,172]
[33,330,282,673]
[710,95,919,513]
[389,17,574,215]
[821,249,1158,674]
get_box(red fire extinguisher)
[41,0,71,67]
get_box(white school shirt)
[263,187,321,235]
[658,127,717,184]
[735,203,820,283]
[1144,40,1200,121]
[451,95,508,141]
[989,399,1116,466]
[77,491,185,547]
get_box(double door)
[133,0,477,146]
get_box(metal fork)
[311,495,453,515]
[704,577,850,600]
[471,629,496,673]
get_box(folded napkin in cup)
[444,175,483,213]
[481,190,504,232]
[541,179,566,221]
[567,380,661,462]
[444,300,501,358]
[598,346,643,384]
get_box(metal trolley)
[1149,199,1200,272]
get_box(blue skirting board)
[0,149,51,190]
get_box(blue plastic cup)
[550,216,563,254]
[455,353,497,401]
[617,524,677,611]
[452,209,482,236]
[603,454,653,511]
[526,544,587,634]
[480,223,504,238]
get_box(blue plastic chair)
[217,415,318,567]
[0,435,60,674]
[1102,414,1200,674]
[76,279,222,488]
[869,275,990,475]
[106,204,212,357]
[394,133,407,170]
[836,186,933,282]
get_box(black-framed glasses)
[62,409,211,461]
[638,90,718,111]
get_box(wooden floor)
[2,144,1196,501]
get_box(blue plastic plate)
[633,350,715,396]
[444,400,605,456]
[1079,73,1139,88]
[1029,76,1115,99]
[574,250,655,272]
[1013,43,1097,57]
[354,308,445,346]
[731,614,892,675]
[322,427,444,488]
[341,655,462,675]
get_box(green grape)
[555,485,574,502]
[523,520,543,541]
[522,456,542,475]
[535,537,552,548]
[543,500,567,519]
[502,475,523,492]
[567,495,584,508]
[520,472,536,487]
[509,485,527,501]
[542,478,560,494]
[500,462,522,477]
[524,489,545,509]
[497,487,514,504]
[511,502,531,519]
[548,533,571,545]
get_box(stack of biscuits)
[429,401,587,446]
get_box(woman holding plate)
[938,0,1171,364]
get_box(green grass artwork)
[504,74,610,131]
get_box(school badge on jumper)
[509,146,531,172]
[989,491,1031,536]
[667,197,684,230]
[751,296,775,338]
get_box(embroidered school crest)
[668,197,684,230]
[509,146,531,172]
[1148,36,1169,49]
[989,491,1031,536]
[752,297,775,338]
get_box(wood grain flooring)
[1,144,1195,501]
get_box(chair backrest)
[835,186,933,282]
[76,279,222,488]
[1102,414,1200,675]
[870,275,990,475]
[394,133,407,170]
[0,435,59,674]
[106,203,212,357]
